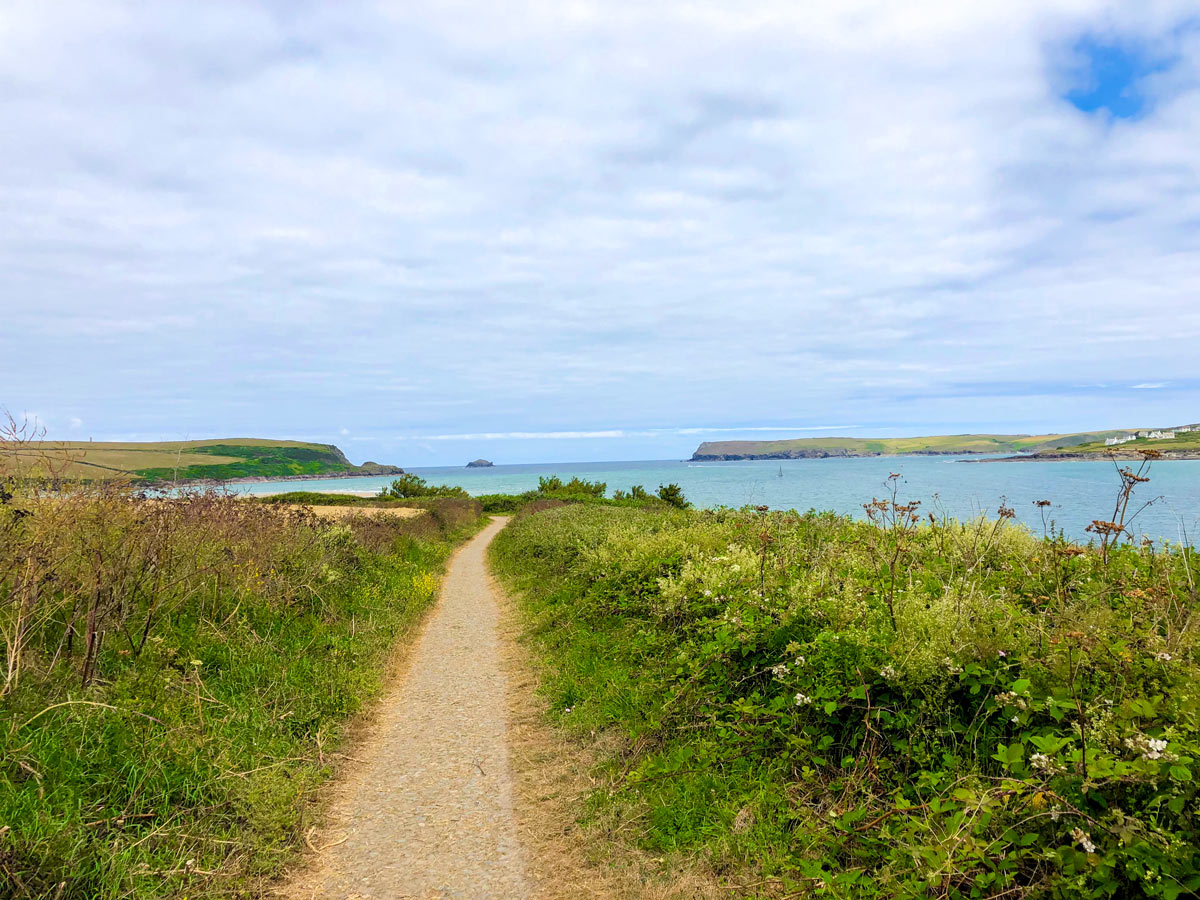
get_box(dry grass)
[285,505,425,522]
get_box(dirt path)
[290,517,527,899]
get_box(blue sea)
[229,456,1200,545]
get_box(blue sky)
[2,1,1199,465]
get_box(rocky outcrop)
[357,461,406,475]
[466,459,494,468]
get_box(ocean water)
[230,455,1200,545]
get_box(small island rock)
[466,459,494,468]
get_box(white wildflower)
[770,663,790,678]
[795,693,813,707]
[794,656,806,667]
[1030,753,1061,774]
[880,666,898,680]
[1071,828,1096,854]
[1126,734,1170,761]
[1155,652,1173,662]
[703,589,713,598]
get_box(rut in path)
[293,517,527,899]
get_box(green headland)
[4,438,403,484]
[692,423,1200,460]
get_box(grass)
[0,485,483,898]
[1051,432,1200,456]
[691,430,1138,459]
[2,439,398,484]
[490,487,1200,898]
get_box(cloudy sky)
[3,1,1199,465]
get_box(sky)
[2,1,1199,466]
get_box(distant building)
[1146,431,1176,441]
[1105,435,1137,446]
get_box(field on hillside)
[2,439,398,484]
[692,430,1131,459]
[1049,431,1200,457]
[492,498,1200,899]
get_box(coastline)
[690,449,986,462]
[979,451,1200,463]
[155,470,403,489]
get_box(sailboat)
[777,465,783,478]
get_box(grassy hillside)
[2,439,401,484]
[1043,429,1200,458]
[692,429,1134,460]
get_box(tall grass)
[491,498,1200,899]
[0,480,480,898]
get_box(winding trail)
[293,517,528,899]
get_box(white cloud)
[1,1,1198,463]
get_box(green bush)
[535,475,607,498]
[380,473,469,499]
[655,482,689,508]
[491,503,1200,899]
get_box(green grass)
[0,488,482,898]
[491,502,1200,899]
[4,439,399,485]
[1052,431,1200,456]
[691,430,1136,459]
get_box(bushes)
[380,473,470,499]
[491,503,1200,899]
[0,484,480,898]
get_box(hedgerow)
[491,491,1200,899]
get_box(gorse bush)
[491,500,1200,899]
[477,476,690,513]
[380,472,470,499]
[0,482,479,898]
[535,475,607,498]
[655,482,689,509]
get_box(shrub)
[380,473,469,499]
[536,475,607,499]
[655,482,689,508]
[491,503,1200,899]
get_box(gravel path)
[293,517,528,899]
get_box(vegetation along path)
[292,516,528,899]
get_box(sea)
[228,455,1200,546]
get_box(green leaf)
[823,701,838,715]
[1169,765,1192,782]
